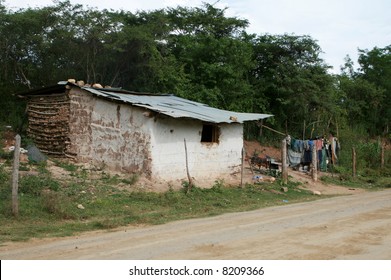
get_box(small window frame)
[201,123,220,143]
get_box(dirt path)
[1,189,390,260]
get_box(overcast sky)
[4,0,391,73]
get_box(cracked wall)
[68,88,152,175]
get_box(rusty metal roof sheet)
[83,87,272,124]
[21,82,272,124]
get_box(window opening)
[201,124,219,143]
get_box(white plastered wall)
[149,116,243,186]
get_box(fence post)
[12,134,21,217]
[281,138,288,184]
[381,144,385,169]
[184,138,194,193]
[311,143,317,182]
[352,147,356,178]
[241,147,245,188]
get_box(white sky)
[4,0,391,73]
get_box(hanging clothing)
[294,139,303,153]
[316,139,323,151]
[308,140,314,151]
[328,137,338,164]
[303,140,310,151]
[320,148,327,171]
[288,149,302,166]
[289,137,303,153]
[303,150,312,163]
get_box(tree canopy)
[0,1,389,139]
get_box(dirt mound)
[244,140,365,196]
[244,140,281,161]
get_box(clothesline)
[259,124,286,136]
[259,124,301,140]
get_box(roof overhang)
[20,81,273,124]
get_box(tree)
[0,5,58,88]
[337,46,390,136]
[338,75,385,135]
[164,4,255,111]
[357,46,391,135]
[250,34,336,137]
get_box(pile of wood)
[26,93,70,156]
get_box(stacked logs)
[26,93,70,156]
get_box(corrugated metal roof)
[21,82,272,124]
[83,87,272,123]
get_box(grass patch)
[0,159,388,244]
[320,171,391,190]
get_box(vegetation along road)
[1,189,390,260]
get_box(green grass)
[320,166,391,190]
[320,174,391,190]
[0,158,389,244]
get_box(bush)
[355,141,382,169]
[336,126,389,175]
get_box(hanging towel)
[316,139,323,151]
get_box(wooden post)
[336,118,339,139]
[240,147,245,188]
[331,137,336,167]
[259,119,263,138]
[12,134,21,217]
[281,138,288,184]
[311,142,317,182]
[352,147,356,178]
[381,144,385,169]
[184,139,193,192]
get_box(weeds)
[19,175,60,196]
[121,174,139,185]
[53,160,78,173]
[320,172,391,190]
[0,154,389,243]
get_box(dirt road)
[1,189,390,260]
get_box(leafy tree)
[250,34,336,137]
[164,4,255,111]
[338,75,385,135]
[114,9,189,92]
[357,46,391,135]
[1,0,388,143]
[0,5,57,88]
[337,46,390,136]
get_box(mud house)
[19,81,271,186]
